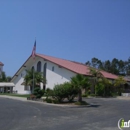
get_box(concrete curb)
[0,95,91,107]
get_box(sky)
[0,0,130,76]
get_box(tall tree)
[0,72,7,82]
[118,60,125,75]
[6,76,12,82]
[126,57,130,75]
[111,58,119,75]
[86,57,102,69]
[103,60,111,72]
[86,57,130,76]
[91,57,99,68]
[86,61,91,66]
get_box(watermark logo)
[118,118,130,130]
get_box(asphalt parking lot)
[0,97,130,130]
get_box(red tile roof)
[36,53,118,80]
[124,77,130,82]
[0,62,4,66]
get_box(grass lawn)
[0,93,30,98]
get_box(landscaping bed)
[27,95,89,106]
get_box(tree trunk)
[78,89,82,102]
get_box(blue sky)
[0,0,130,76]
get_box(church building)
[11,51,119,94]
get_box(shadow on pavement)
[69,104,101,108]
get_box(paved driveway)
[0,97,129,130]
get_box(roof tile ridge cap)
[36,53,90,67]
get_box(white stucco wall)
[46,61,76,89]
[31,57,76,89]
[12,56,77,94]
[13,69,31,94]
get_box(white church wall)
[13,69,31,94]
[30,57,76,89]
[12,56,77,94]
[46,61,76,89]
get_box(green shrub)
[52,99,60,104]
[33,87,44,98]
[53,82,78,102]
[45,88,54,98]
[45,98,52,103]
[53,84,66,102]
[62,82,78,102]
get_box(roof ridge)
[37,53,89,67]
[36,53,80,63]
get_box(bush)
[52,99,60,104]
[53,84,66,102]
[45,98,52,103]
[45,88,54,98]
[62,82,78,102]
[52,82,78,102]
[33,87,44,98]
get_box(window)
[52,66,54,71]
[24,86,29,90]
[43,63,47,78]
[37,61,41,72]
